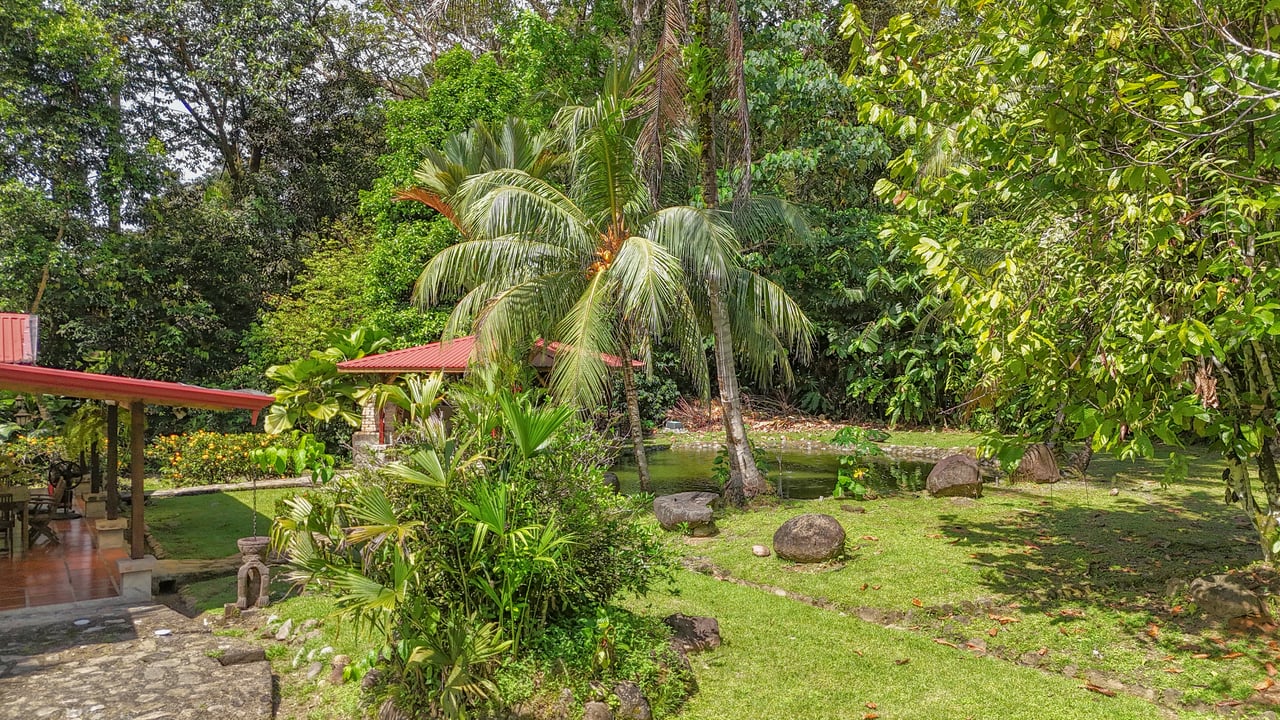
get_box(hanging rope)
[251,471,259,538]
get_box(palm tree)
[408,94,713,491]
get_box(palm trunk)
[693,2,766,504]
[620,343,652,492]
[709,283,767,503]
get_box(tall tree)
[849,0,1280,555]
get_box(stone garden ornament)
[235,473,270,609]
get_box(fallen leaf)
[1146,624,1159,638]
[1222,652,1244,659]
[862,535,880,541]
[1266,662,1276,677]
[1255,679,1274,692]
[872,585,882,590]
[933,638,959,649]
[1082,684,1117,697]
[912,598,923,608]
[1037,647,1048,656]
[1192,653,1210,659]
[894,658,910,665]
[1164,667,1183,674]
[988,627,999,637]
[861,583,869,591]
[864,715,879,720]
[865,702,878,710]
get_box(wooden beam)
[106,403,119,520]
[129,400,145,559]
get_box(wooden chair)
[0,493,15,556]
[27,478,64,547]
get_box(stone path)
[0,602,273,719]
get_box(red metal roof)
[0,313,38,364]
[0,363,273,420]
[337,335,644,374]
[532,339,645,369]
[337,336,478,373]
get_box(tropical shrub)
[498,608,696,718]
[271,374,676,718]
[830,426,884,500]
[147,431,293,487]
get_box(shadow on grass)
[937,476,1278,666]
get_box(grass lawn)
[159,438,1271,718]
[653,447,1280,716]
[147,487,301,559]
[629,572,1191,720]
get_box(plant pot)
[237,535,271,559]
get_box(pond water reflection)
[611,447,934,499]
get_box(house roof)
[0,363,274,420]
[337,336,478,373]
[0,313,38,364]
[336,335,644,374]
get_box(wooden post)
[90,439,101,494]
[106,403,119,520]
[130,400,145,559]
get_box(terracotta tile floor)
[0,518,126,611]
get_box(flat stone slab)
[0,603,273,719]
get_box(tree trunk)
[1225,453,1277,563]
[709,283,767,503]
[620,341,652,492]
[692,1,766,503]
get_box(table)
[0,485,31,556]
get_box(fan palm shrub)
[271,377,670,718]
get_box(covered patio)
[0,362,272,609]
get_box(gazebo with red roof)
[336,335,643,446]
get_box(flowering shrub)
[0,435,65,484]
[147,431,293,487]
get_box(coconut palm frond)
[547,271,616,405]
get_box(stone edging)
[144,475,317,499]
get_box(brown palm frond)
[634,0,689,203]
[393,187,462,232]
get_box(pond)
[611,446,935,499]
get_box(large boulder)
[773,514,846,563]
[1011,443,1061,484]
[927,455,983,498]
[1189,575,1267,620]
[653,492,718,535]
[664,613,721,654]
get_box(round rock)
[653,492,718,533]
[772,513,846,563]
[926,454,983,498]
